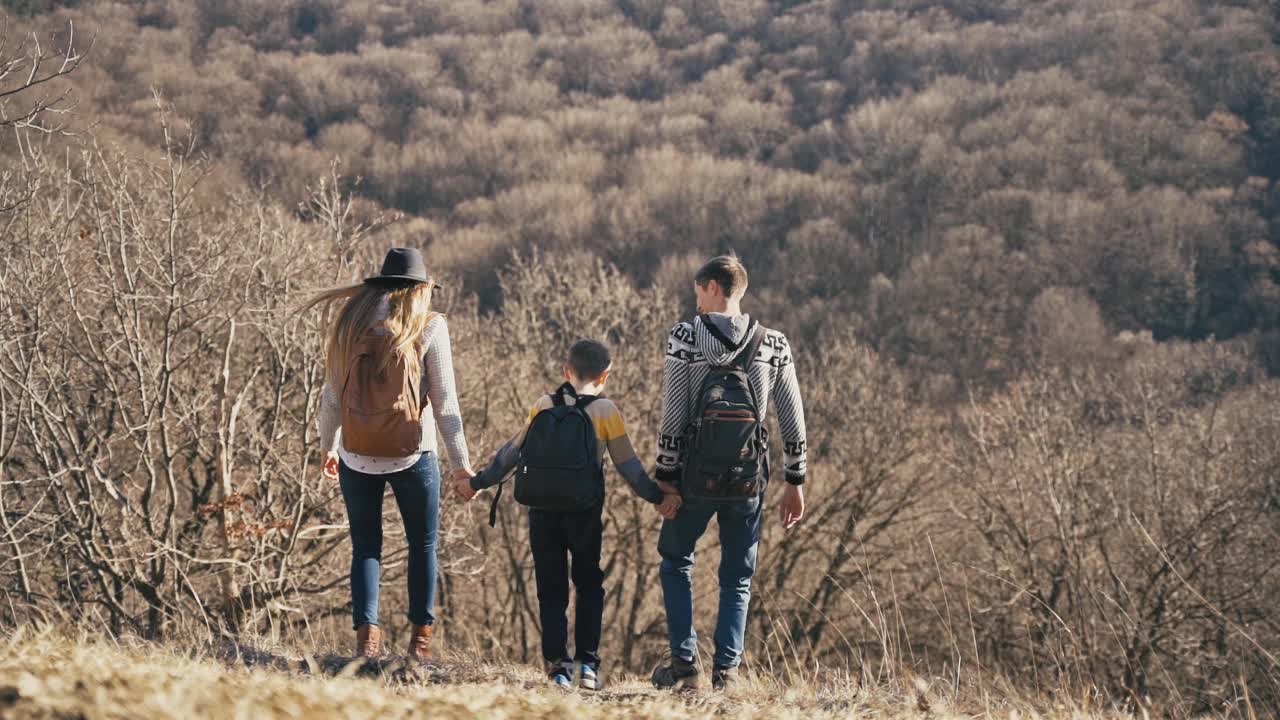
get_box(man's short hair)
[568,339,612,381]
[695,254,749,298]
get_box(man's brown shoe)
[355,624,382,658]
[407,624,433,662]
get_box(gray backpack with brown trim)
[681,316,768,499]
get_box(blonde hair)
[302,281,435,386]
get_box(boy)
[454,339,682,689]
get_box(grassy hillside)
[0,629,1152,719]
[0,137,1277,712]
[2,1,1279,715]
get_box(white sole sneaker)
[579,664,601,690]
[547,660,574,689]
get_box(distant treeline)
[3,0,1278,391]
[2,3,1279,712]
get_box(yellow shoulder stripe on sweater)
[592,410,627,442]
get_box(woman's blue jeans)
[338,452,440,630]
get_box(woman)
[308,247,474,661]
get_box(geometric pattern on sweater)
[655,314,808,485]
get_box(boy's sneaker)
[711,664,738,690]
[547,660,574,688]
[578,662,601,691]
[651,656,702,690]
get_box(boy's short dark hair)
[568,339,612,381]
[695,254,749,298]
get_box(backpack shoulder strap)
[730,320,763,371]
[572,395,604,484]
[553,382,578,406]
[488,480,502,528]
[552,382,600,410]
[732,323,766,413]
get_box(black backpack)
[681,316,768,499]
[488,383,603,526]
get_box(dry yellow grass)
[0,628,1136,720]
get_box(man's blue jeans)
[658,491,764,669]
[338,452,441,630]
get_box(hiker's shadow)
[208,639,458,684]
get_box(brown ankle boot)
[407,624,433,662]
[356,624,382,658]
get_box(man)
[651,254,808,690]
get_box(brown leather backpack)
[339,317,435,457]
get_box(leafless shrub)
[949,360,1280,711]
[0,19,87,134]
[1,114,1276,714]
[0,114,358,639]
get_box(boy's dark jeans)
[528,505,605,667]
[338,452,441,630]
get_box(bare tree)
[950,359,1280,709]
[0,20,87,133]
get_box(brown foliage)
[1,1,1279,712]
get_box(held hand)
[322,451,339,481]
[454,478,477,501]
[450,468,477,501]
[656,493,682,520]
[780,483,804,530]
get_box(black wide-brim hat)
[365,247,442,289]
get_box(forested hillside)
[6,0,1280,388]
[2,1,1279,716]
